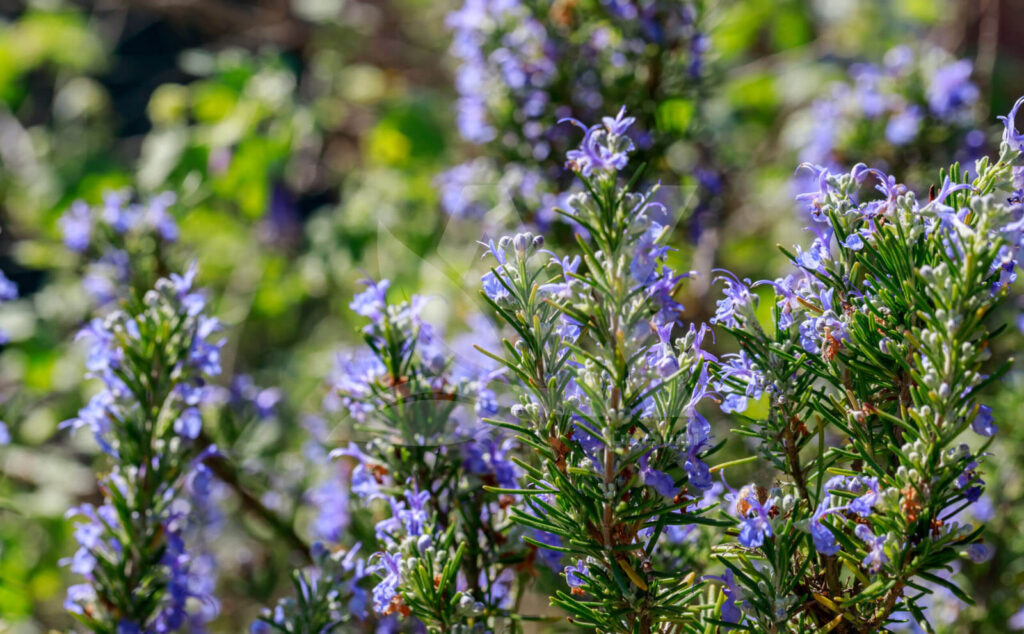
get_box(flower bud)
[513,233,531,255]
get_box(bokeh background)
[1,0,1024,631]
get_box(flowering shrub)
[3,4,1024,633]
[60,191,179,308]
[477,109,721,632]
[50,89,1023,631]
[62,266,223,630]
[439,0,708,228]
[798,45,982,170]
[707,111,1024,628]
[255,281,524,632]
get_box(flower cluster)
[446,0,702,151]
[263,280,524,632]
[479,108,722,632]
[708,104,1021,629]
[251,542,367,634]
[796,45,983,196]
[365,485,487,630]
[439,0,706,225]
[59,191,180,306]
[62,264,223,631]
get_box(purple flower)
[971,405,996,437]
[841,232,865,251]
[854,524,888,573]
[563,560,589,589]
[562,107,636,176]
[999,96,1024,151]
[65,583,96,615]
[309,476,350,543]
[436,159,494,220]
[639,453,677,498]
[885,106,922,145]
[956,461,984,503]
[368,551,403,614]
[715,350,764,414]
[482,270,511,303]
[602,106,636,135]
[967,542,993,563]
[101,192,136,234]
[1011,606,1024,630]
[190,316,224,376]
[684,413,713,491]
[144,192,178,242]
[849,477,879,517]
[705,569,744,626]
[710,272,753,329]
[0,270,17,303]
[810,500,840,556]
[174,407,202,440]
[631,223,669,284]
[464,437,520,488]
[729,486,773,549]
[647,267,688,326]
[331,442,386,499]
[927,60,978,119]
[398,485,430,538]
[350,278,391,323]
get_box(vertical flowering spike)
[59,192,180,308]
[480,108,718,632]
[62,267,220,631]
[301,279,524,631]
[711,101,1021,630]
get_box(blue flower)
[705,569,744,627]
[631,223,669,284]
[464,437,520,488]
[482,270,511,303]
[562,107,636,176]
[885,106,922,146]
[398,485,430,537]
[999,96,1024,151]
[927,60,978,119]
[64,583,96,615]
[715,350,764,414]
[956,461,984,503]
[350,278,391,323]
[331,442,386,499]
[810,500,840,556]
[971,405,997,437]
[601,106,636,136]
[174,407,202,440]
[730,487,772,549]
[854,524,888,573]
[841,232,865,251]
[368,551,403,614]
[60,200,93,251]
[639,452,677,498]
[0,270,17,303]
[436,159,494,220]
[710,272,753,329]
[684,413,713,491]
[849,477,880,517]
[564,560,589,590]
[308,476,350,544]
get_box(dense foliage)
[1,1,1024,632]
